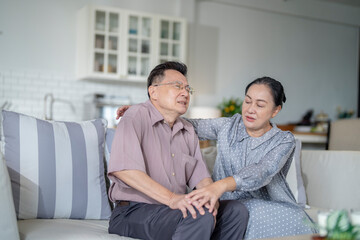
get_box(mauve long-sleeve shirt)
[108,100,210,204]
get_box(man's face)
[150,69,190,117]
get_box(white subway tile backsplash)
[0,70,11,77]
[11,71,25,78]
[22,70,39,79]
[0,69,147,122]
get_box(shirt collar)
[173,118,190,135]
[235,116,281,149]
[145,100,188,133]
[235,117,249,142]
[145,100,164,126]
[249,123,280,149]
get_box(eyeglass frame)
[152,81,195,95]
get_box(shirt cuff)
[233,175,243,191]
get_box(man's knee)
[221,200,249,223]
[198,210,215,227]
[173,209,214,239]
[182,209,215,230]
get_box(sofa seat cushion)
[18,219,138,240]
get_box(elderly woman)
[116,77,316,239]
[185,77,316,239]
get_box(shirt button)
[171,153,175,157]
[172,172,175,176]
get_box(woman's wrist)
[218,177,237,193]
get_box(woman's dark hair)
[147,61,187,98]
[245,77,286,107]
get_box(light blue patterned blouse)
[186,114,297,205]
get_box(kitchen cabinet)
[158,18,186,64]
[76,5,187,82]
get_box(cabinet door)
[158,18,186,64]
[77,5,187,82]
[125,14,153,78]
[93,9,121,75]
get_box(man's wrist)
[167,192,175,207]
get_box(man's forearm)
[112,170,173,205]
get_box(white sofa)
[297,150,360,219]
[1,109,359,240]
[2,147,360,240]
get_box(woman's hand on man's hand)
[168,193,206,219]
[185,181,224,216]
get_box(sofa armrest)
[300,150,360,210]
[0,151,20,240]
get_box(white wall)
[0,0,359,124]
[0,0,182,121]
[188,0,360,124]
[0,0,182,73]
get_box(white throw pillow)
[0,151,20,240]
[0,110,112,220]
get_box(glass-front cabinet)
[126,14,152,78]
[93,10,120,74]
[76,5,186,82]
[158,19,186,64]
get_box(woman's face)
[242,84,281,135]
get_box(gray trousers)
[108,200,249,240]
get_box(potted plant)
[313,210,360,240]
[217,97,242,117]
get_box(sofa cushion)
[301,150,360,210]
[17,219,137,240]
[104,128,116,208]
[0,151,20,240]
[286,139,307,206]
[200,145,217,173]
[0,110,112,220]
[105,128,116,167]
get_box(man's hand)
[185,181,225,214]
[168,193,205,219]
[113,170,202,219]
[187,177,236,214]
[116,105,131,120]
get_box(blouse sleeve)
[233,132,295,192]
[184,117,229,141]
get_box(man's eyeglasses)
[152,81,195,95]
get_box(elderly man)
[108,61,248,240]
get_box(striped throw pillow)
[0,110,112,220]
